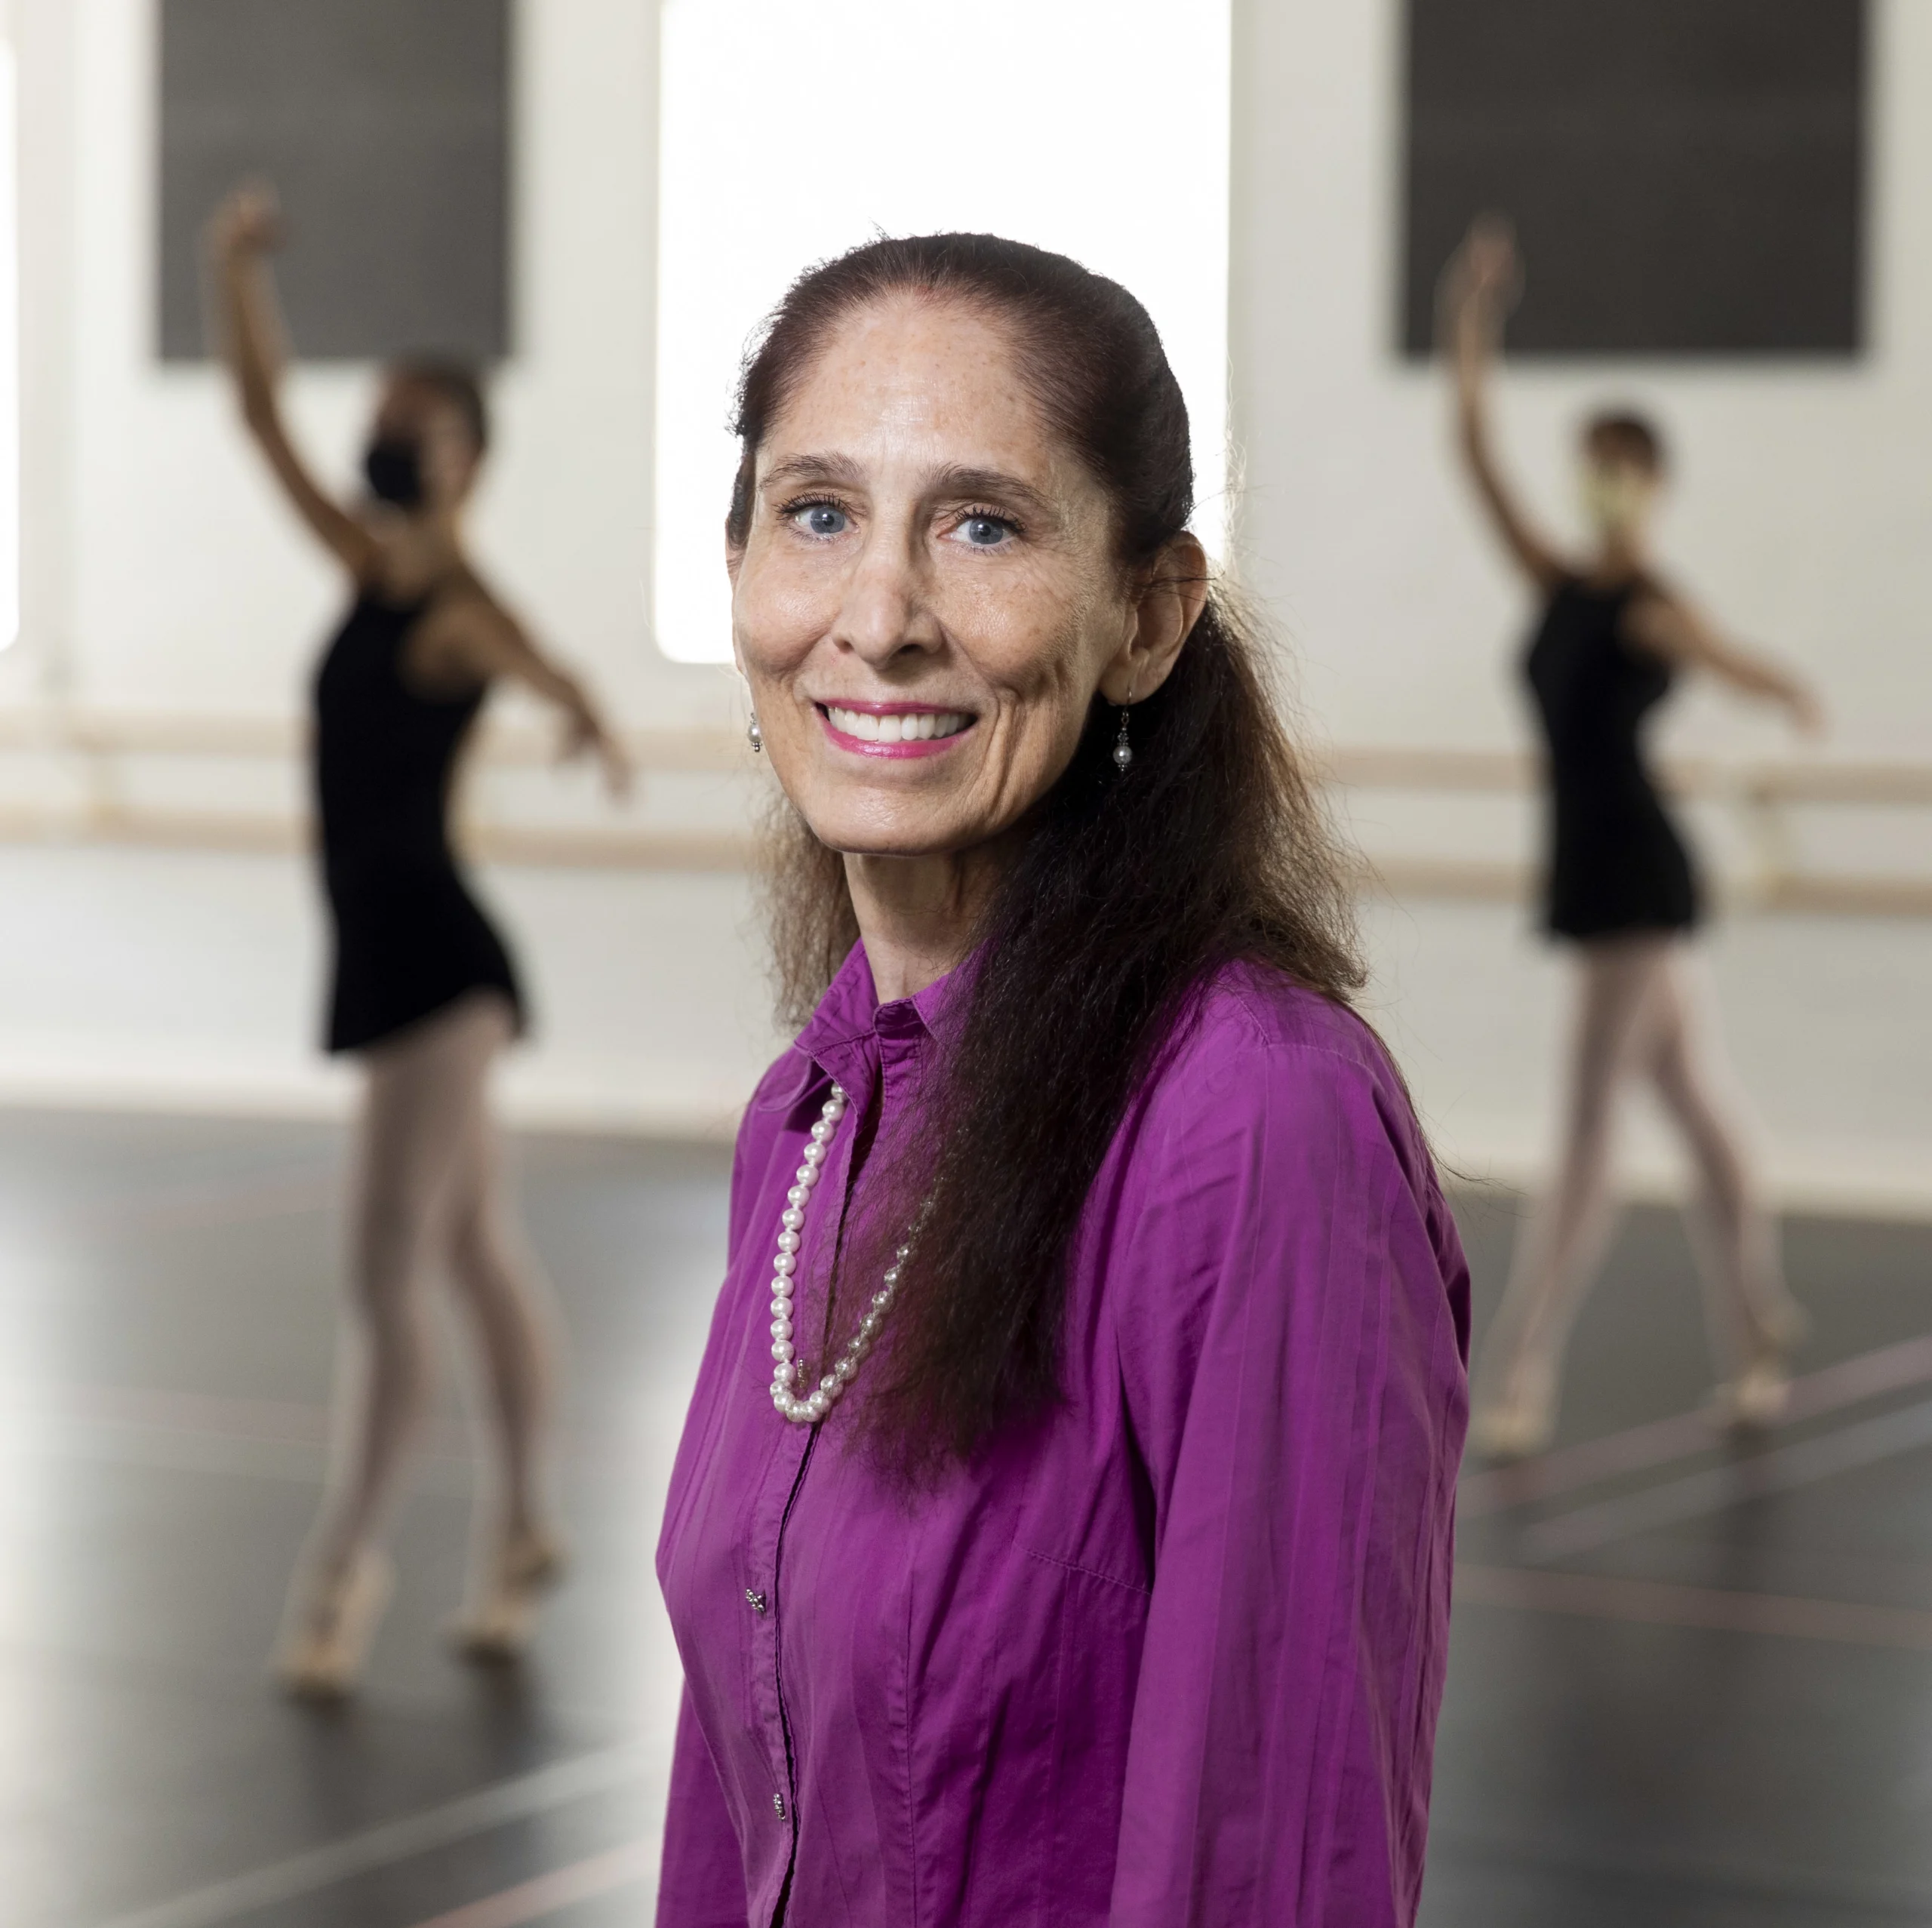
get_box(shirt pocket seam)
[1020,1544,1152,1597]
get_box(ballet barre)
[0,709,1923,917]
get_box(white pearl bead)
[764,1077,917,1424]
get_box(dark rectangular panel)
[1400,0,1866,357]
[159,0,510,361]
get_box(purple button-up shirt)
[657,945,1469,1927]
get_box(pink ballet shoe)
[453,1527,568,1663]
[276,1548,393,1701]
[1713,1354,1792,1432]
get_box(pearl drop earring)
[747,715,764,754]
[1112,706,1133,771]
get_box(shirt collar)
[758,940,971,1112]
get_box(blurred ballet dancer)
[209,184,629,1693]
[1444,216,1823,1459]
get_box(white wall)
[0,844,781,1135]
[0,0,773,1134]
[1225,0,1932,1213]
[0,0,1926,1219]
[44,0,729,730]
[1230,0,1932,765]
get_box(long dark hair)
[734,235,1366,1474]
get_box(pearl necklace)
[768,1084,907,1425]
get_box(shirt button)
[745,1588,768,1614]
[774,1791,787,1819]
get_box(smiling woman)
[655,235,1470,1928]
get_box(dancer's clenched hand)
[560,703,633,801]
[207,183,283,263]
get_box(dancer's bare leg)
[444,1080,567,1655]
[278,991,516,1694]
[1642,946,1802,1421]
[1472,934,1672,1456]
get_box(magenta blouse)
[656,945,1469,1926]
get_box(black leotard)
[1522,575,1701,942]
[312,587,524,1053]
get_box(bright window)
[651,1,1232,664]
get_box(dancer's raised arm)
[207,185,381,581]
[1442,217,1565,593]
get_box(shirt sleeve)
[656,1685,751,1928]
[1106,1033,1469,1927]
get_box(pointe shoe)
[453,1527,568,1664]
[1714,1353,1792,1431]
[276,1549,393,1702]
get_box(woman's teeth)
[826,706,971,744]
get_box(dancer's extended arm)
[414,588,634,797]
[1626,595,1826,737]
[207,185,381,580]
[1442,218,1566,593]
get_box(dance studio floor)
[4,1112,1932,1926]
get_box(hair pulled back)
[388,355,491,455]
[1583,407,1666,477]
[737,234,1366,1475]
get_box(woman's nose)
[833,530,942,663]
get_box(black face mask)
[362,437,425,509]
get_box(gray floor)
[2,1110,1929,1925]
[1431,1192,1932,1926]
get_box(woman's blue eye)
[960,516,1010,547]
[794,504,848,538]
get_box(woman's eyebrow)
[928,466,1058,521]
[759,454,1059,524]
[761,452,866,495]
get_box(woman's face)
[371,380,480,512]
[729,296,1198,863]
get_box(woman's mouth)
[819,704,976,758]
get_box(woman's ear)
[1097,534,1209,705]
